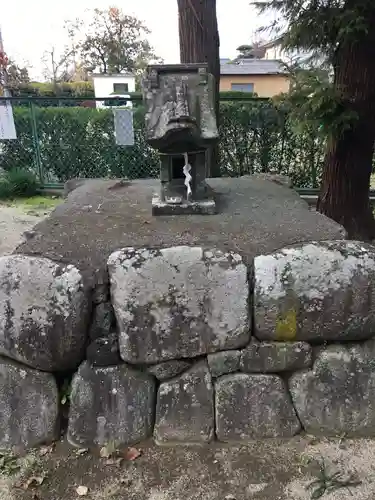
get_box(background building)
[92,73,136,108]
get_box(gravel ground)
[0,206,43,256]
[0,199,60,256]
[1,437,375,500]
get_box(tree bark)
[317,16,375,241]
[177,0,221,177]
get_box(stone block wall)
[1,241,375,449]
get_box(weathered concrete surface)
[215,374,301,441]
[0,357,59,449]
[154,361,214,444]
[207,350,241,378]
[147,360,192,381]
[289,342,375,436]
[255,241,375,343]
[68,362,155,448]
[240,341,312,373]
[0,255,90,371]
[0,206,43,257]
[15,178,345,290]
[251,173,292,188]
[109,246,249,364]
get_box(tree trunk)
[317,22,375,241]
[177,0,221,177]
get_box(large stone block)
[254,241,375,342]
[207,350,241,378]
[147,360,192,381]
[154,361,214,444]
[240,341,311,373]
[289,342,375,436]
[0,357,59,449]
[215,374,300,441]
[0,255,90,371]
[108,246,250,364]
[67,362,156,448]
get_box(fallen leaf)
[39,444,55,456]
[76,485,88,496]
[100,441,117,459]
[105,457,123,467]
[99,446,111,459]
[75,448,89,456]
[23,476,46,489]
[122,447,141,461]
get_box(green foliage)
[253,0,374,58]
[0,168,39,199]
[306,458,361,499]
[6,59,30,89]
[0,450,21,476]
[0,105,159,183]
[0,178,12,199]
[219,98,324,187]
[66,7,160,75]
[274,69,358,138]
[0,98,335,189]
[10,81,94,99]
[220,91,259,99]
[253,0,375,139]
[60,379,71,406]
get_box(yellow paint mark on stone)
[276,309,297,340]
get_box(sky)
[1,0,267,79]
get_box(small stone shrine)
[142,63,218,215]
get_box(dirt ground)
[0,197,61,256]
[1,436,375,500]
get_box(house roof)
[220,59,285,76]
[258,36,285,50]
[92,73,135,78]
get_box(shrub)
[10,81,95,99]
[0,168,39,199]
[0,178,12,199]
[220,90,259,99]
[0,99,327,188]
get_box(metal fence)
[0,95,326,189]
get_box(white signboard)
[0,100,16,140]
[113,108,134,146]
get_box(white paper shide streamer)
[183,152,192,199]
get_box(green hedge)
[10,82,95,99]
[0,106,159,182]
[0,100,325,187]
[11,84,256,101]
[219,100,324,187]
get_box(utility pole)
[0,26,10,97]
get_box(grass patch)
[0,195,62,213]
[16,196,62,210]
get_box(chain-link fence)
[0,95,326,189]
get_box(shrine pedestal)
[151,193,216,216]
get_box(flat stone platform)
[16,177,345,286]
